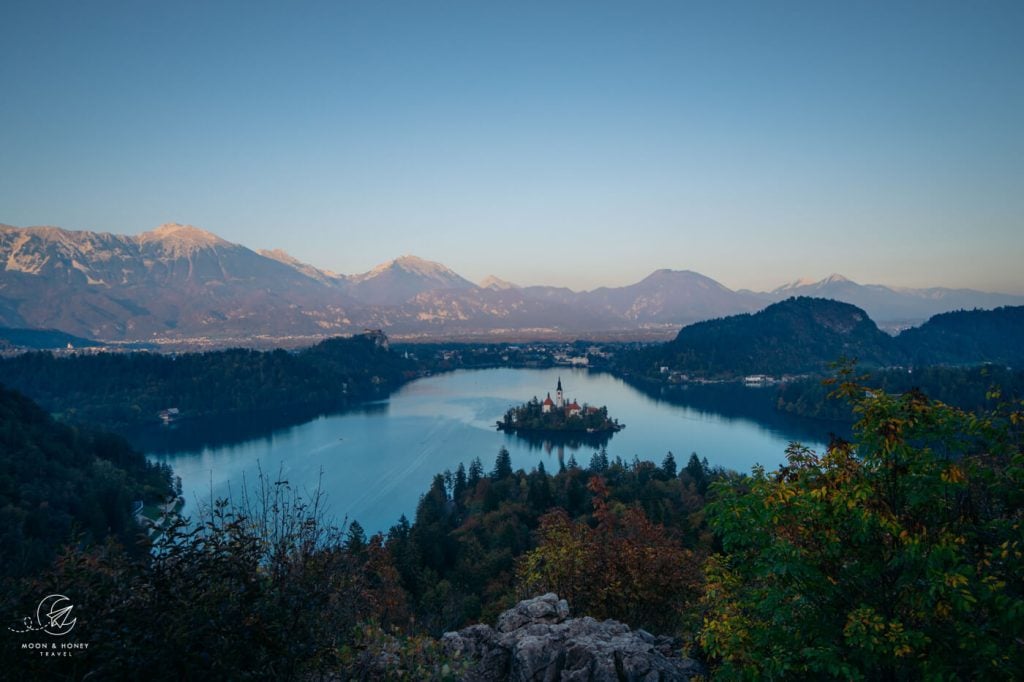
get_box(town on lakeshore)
[496,377,624,435]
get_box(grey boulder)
[442,593,704,681]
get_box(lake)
[148,368,843,535]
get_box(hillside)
[0,384,171,577]
[896,306,1024,366]
[623,300,1024,380]
[643,297,900,377]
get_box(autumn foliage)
[701,372,1024,679]
[2,478,413,680]
[518,476,703,633]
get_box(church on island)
[541,377,582,416]
[497,377,622,435]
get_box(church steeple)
[555,376,564,408]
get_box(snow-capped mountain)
[0,223,359,339]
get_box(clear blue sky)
[2,1,1022,293]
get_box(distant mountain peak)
[773,274,853,293]
[480,275,519,290]
[644,268,690,277]
[788,277,818,288]
[637,268,731,292]
[361,255,462,281]
[393,254,451,273]
[139,223,230,249]
[345,254,475,305]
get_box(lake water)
[148,368,841,535]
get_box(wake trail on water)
[339,418,458,523]
[308,440,344,455]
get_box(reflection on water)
[128,401,389,455]
[147,368,840,535]
[620,377,851,446]
[510,428,617,452]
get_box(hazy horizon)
[2,2,1022,294]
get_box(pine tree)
[685,452,709,494]
[661,451,678,478]
[453,463,467,501]
[344,520,366,553]
[467,457,483,487]
[492,447,513,479]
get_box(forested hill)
[627,297,899,377]
[896,305,1024,366]
[623,299,1024,379]
[0,383,172,578]
[0,334,417,430]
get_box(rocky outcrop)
[441,593,704,681]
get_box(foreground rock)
[442,593,704,681]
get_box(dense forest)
[385,446,721,637]
[3,373,1021,679]
[776,364,1024,421]
[897,305,1024,367]
[0,334,415,430]
[0,384,171,579]
[700,376,1024,679]
[621,297,899,378]
[620,299,1024,379]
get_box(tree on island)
[497,396,622,435]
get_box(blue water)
[149,368,834,535]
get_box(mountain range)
[756,274,1023,327]
[1,222,1020,344]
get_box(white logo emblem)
[9,594,77,636]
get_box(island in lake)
[497,377,624,435]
